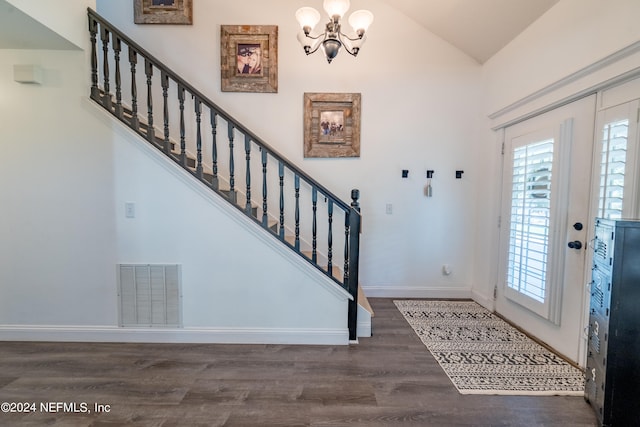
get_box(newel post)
[347,188,361,341]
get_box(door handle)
[568,240,583,250]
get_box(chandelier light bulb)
[323,0,350,19]
[295,7,321,34]
[348,10,374,35]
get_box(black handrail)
[88,8,361,340]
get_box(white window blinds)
[507,139,554,303]
[598,119,628,219]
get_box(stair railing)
[88,8,361,340]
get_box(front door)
[496,95,596,365]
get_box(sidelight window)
[598,119,629,220]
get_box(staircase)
[87,8,372,340]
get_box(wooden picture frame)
[303,93,361,158]
[221,25,278,93]
[134,0,193,25]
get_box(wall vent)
[118,264,182,327]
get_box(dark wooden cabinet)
[585,218,640,426]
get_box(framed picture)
[303,93,361,158]
[221,25,278,93]
[134,0,193,25]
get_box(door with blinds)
[497,95,596,365]
[593,99,639,220]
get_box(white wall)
[483,0,640,117]
[472,0,640,305]
[0,48,118,326]
[0,0,119,326]
[96,0,484,298]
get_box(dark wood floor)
[0,298,597,426]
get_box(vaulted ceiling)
[379,0,559,63]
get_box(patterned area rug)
[394,300,585,395]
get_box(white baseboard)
[0,325,349,345]
[362,285,473,299]
[357,320,371,338]
[357,304,372,338]
[471,290,495,312]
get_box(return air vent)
[118,264,182,327]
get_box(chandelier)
[295,0,374,63]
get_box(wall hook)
[425,170,434,197]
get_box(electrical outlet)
[386,203,393,214]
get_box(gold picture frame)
[221,25,278,93]
[303,93,361,158]
[134,0,193,25]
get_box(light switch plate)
[125,202,135,218]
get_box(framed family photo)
[134,0,193,25]
[303,93,361,158]
[220,25,278,93]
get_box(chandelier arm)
[337,32,358,57]
[339,33,364,42]
[304,33,327,55]
[305,32,325,41]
